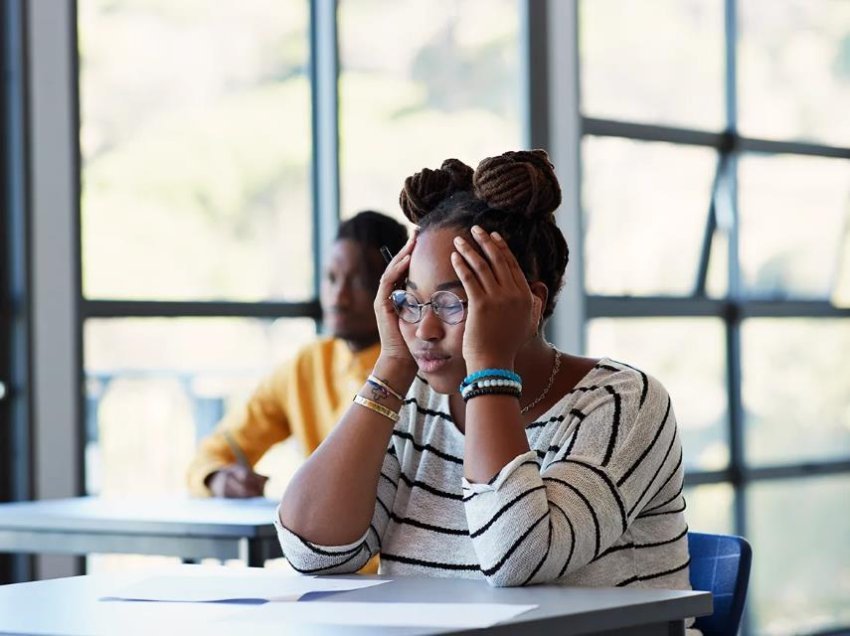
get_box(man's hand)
[206,464,269,498]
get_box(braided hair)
[398,150,569,318]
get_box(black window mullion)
[723,0,748,544]
[1,0,34,583]
[309,0,340,323]
[81,299,321,320]
[581,118,726,148]
[693,155,724,297]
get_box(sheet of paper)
[220,601,538,629]
[104,575,388,603]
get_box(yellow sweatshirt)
[186,337,381,496]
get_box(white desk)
[0,565,711,635]
[0,497,281,567]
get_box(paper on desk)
[220,601,538,629]
[104,575,388,603]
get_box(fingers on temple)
[470,226,511,286]
[450,250,484,297]
[490,231,526,288]
[453,235,496,290]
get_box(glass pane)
[338,0,521,222]
[739,153,850,301]
[580,0,724,129]
[739,0,850,146]
[83,318,316,497]
[79,1,312,301]
[705,228,729,299]
[743,319,850,466]
[586,318,728,472]
[748,476,850,634]
[683,484,734,535]
[583,138,717,296]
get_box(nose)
[415,303,444,342]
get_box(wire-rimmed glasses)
[389,289,468,325]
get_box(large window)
[76,0,521,567]
[579,1,850,633]
[337,0,521,220]
[78,0,316,508]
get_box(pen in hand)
[224,431,252,469]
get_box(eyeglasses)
[389,290,468,325]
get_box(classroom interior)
[1,1,849,635]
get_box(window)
[79,0,313,302]
[579,1,850,633]
[76,0,522,570]
[337,0,521,220]
[78,0,316,507]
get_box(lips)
[414,351,451,374]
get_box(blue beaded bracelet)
[460,368,521,392]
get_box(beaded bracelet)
[353,394,400,423]
[366,374,404,401]
[463,386,522,404]
[461,378,522,399]
[461,368,521,389]
[463,389,522,404]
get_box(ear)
[529,281,549,330]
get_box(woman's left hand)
[451,225,541,371]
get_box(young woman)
[277,150,691,591]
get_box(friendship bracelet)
[367,374,404,401]
[353,394,400,423]
[460,368,521,390]
[461,379,522,398]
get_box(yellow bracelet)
[353,394,400,423]
[367,374,404,401]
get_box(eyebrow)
[406,279,465,292]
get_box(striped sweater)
[276,358,692,592]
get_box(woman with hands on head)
[277,150,693,599]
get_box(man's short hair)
[336,210,409,258]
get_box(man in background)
[187,211,408,497]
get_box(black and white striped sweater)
[276,358,692,592]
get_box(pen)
[380,245,393,265]
[224,431,250,469]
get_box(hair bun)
[473,149,561,220]
[399,158,473,223]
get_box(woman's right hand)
[374,230,418,371]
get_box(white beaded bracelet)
[461,378,522,398]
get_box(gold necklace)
[520,347,562,415]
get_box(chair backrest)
[688,532,753,636]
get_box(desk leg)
[243,539,266,568]
[665,620,685,636]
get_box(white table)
[0,565,712,635]
[0,497,281,567]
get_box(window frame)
[576,0,850,633]
[1,0,34,583]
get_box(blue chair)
[688,532,752,636]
